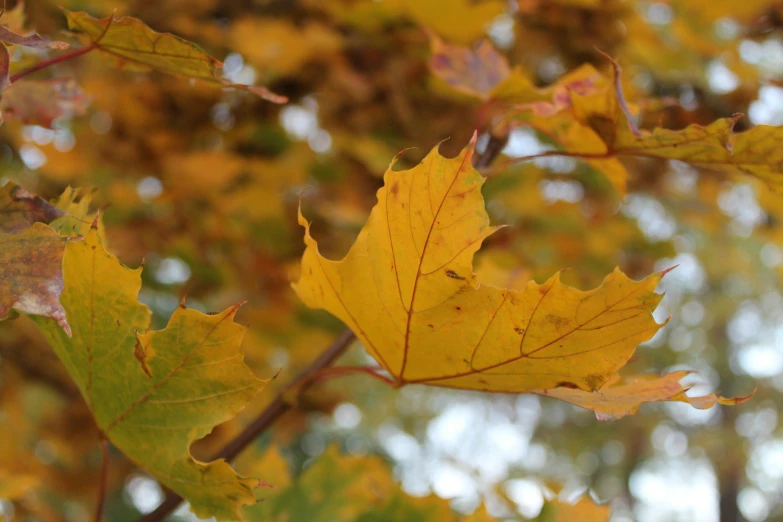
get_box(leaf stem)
[299,365,397,388]
[9,44,96,84]
[94,438,110,522]
[136,328,356,522]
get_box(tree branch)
[473,133,508,169]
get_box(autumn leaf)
[535,371,754,421]
[294,136,668,395]
[0,11,69,50]
[397,0,505,44]
[247,446,487,522]
[429,36,515,100]
[0,183,66,233]
[536,496,610,522]
[429,37,601,106]
[510,59,783,193]
[2,78,90,128]
[64,11,287,103]
[245,446,392,521]
[0,222,75,335]
[29,227,268,521]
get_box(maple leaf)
[398,0,505,44]
[0,10,69,50]
[0,222,76,335]
[29,227,267,521]
[429,37,602,106]
[0,184,67,233]
[537,497,610,522]
[294,136,670,396]
[1,78,90,128]
[64,11,287,103]
[535,371,754,421]
[510,59,783,193]
[429,36,516,100]
[247,445,487,522]
[245,446,393,521]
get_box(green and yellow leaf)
[65,11,286,103]
[30,227,268,521]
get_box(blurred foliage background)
[2,0,783,521]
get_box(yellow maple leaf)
[294,136,668,395]
[537,371,754,421]
[64,10,286,103]
[511,59,783,194]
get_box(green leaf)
[246,446,494,522]
[245,446,394,521]
[30,227,268,521]
[65,11,287,104]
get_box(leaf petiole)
[9,43,96,84]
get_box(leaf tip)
[718,385,757,406]
[179,295,187,309]
[389,146,416,170]
[659,265,678,277]
[227,301,247,317]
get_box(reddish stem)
[301,366,398,388]
[94,438,110,522]
[9,44,96,83]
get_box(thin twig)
[94,438,110,522]
[9,44,96,83]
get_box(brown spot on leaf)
[585,374,605,391]
[134,341,152,378]
[446,270,465,280]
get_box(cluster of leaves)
[2,0,782,521]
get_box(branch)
[473,133,508,169]
[136,328,356,522]
[9,44,96,83]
